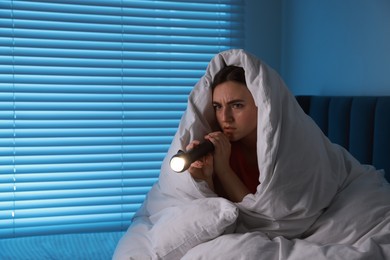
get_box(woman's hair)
[211,65,246,89]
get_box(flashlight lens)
[170,156,186,172]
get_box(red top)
[229,142,260,194]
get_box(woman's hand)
[205,131,250,202]
[205,132,231,175]
[186,140,214,190]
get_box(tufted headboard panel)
[296,96,390,182]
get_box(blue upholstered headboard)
[296,96,390,182]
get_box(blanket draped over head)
[113,49,390,260]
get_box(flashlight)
[170,140,215,173]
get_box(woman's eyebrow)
[212,99,245,106]
[228,99,245,104]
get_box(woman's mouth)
[223,127,235,134]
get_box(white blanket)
[113,49,390,260]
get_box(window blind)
[0,0,244,238]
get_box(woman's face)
[212,81,257,143]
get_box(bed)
[113,49,390,260]
[1,49,389,260]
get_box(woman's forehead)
[212,81,253,101]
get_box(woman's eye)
[232,103,244,109]
[213,104,222,110]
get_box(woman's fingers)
[205,132,230,151]
[186,140,200,150]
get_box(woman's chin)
[226,134,237,142]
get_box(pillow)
[149,197,238,260]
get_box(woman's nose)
[221,108,233,122]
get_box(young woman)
[187,66,260,202]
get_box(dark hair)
[211,65,246,89]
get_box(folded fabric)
[113,49,390,260]
[150,197,238,259]
[114,197,238,260]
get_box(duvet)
[113,49,390,260]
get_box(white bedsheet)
[113,49,390,260]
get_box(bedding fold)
[113,49,390,260]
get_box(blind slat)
[1,187,153,201]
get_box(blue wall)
[245,0,282,73]
[245,0,390,96]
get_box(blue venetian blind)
[0,0,244,238]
